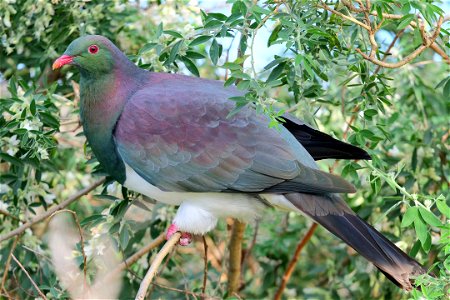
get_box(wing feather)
[115,75,355,194]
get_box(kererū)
[53,35,427,290]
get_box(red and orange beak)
[52,54,74,70]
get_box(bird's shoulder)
[118,72,255,131]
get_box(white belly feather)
[123,163,299,234]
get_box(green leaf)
[181,57,200,77]
[207,12,227,21]
[444,78,450,97]
[236,80,250,90]
[224,77,236,87]
[409,239,421,257]
[436,199,450,218]
[120,225,130,249]
[364,109,378,118]
[203,19,223,29]
[419,207,442,227]
[156,23,163,38]
[190,35,212,46]
[80,214,105,226]
[266,62,285,83]
[297,55,314,79]
[397,14,415,30]
[185,51,205,59]
[0,153,23,167]
[268,24,281,46]
[252,5,271,15]
[139,43,158,55]
[30,99,36,115]
[163,30,183,38]
[401,207,418,227]
[166,40,183,65]
[422,233,432,252]
[231,0,247,16]
[414,218,428,246]
[8,76,17,96]
[209,39,220,65]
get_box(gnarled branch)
[319,1,449,67]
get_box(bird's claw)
[166,223,192,246]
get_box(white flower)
[0,184,11,194]
[0,200,9,211]
[107,182,117,194]
[37,147,49,160]
[3,135,20,156]
[43,193,56,205]
[84,244,93,257]
[20,118,42,131]
[96,244,106,255]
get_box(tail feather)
[284,193,427,290]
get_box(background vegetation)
[0,0,448,299]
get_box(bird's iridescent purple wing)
[114,74,354,194]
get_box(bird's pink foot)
[166,223,192,246]
[179,232,192,246]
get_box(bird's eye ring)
[88,45,99,54]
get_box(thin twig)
[135,232,181,300]
[356,16,444,68]
[0,178,105,243]
[356,16,444,69]
[319,1,371,30]
[11,254,48,300]
[202,236,208,297]
[227,220,246,295]
[116,233,166,273]
[49,209,87,294]
[250,2,282,76]
[369,12,450,64]
[152,282,219,299]
[321,1,448,66]
[374,28,405,74]
[98,234,165,288]
[273,223,318,300]
[0,235,21,296]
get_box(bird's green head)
[53,35,118,76]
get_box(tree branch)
[355,15,444,68]
[320,1,448,67]
[0,209,20,221]
[135,232,181,300]
[227,220,246,296]
[374,28,405,74]
[319,1,371,30]
[241,220,259,271]
[202,236,208,298]
[274,223,318,300]
[98,233,165,287]
[117,233,166,273]
[0,178,105,243]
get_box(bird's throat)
[79,72,128,183]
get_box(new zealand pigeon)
[53,35,426,290]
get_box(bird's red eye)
[88,45,99,54]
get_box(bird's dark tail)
[284,193,428,290]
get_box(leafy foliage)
[1,1,448,299]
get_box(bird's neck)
[79,67,143,183]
